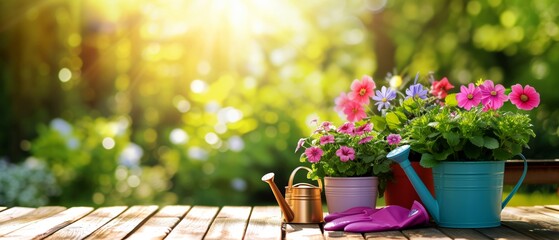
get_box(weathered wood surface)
[0,205,557,239]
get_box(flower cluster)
[295,121,392,180]
[456,80,540,111]
[403,79,540,166]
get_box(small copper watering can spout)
[261,172,295,222]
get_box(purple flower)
[405,83,428,100]
[336,146,355,162]
[386,134,402,146]
[305,146,323,163]
[320,135,335,145]
[372,86,397,111]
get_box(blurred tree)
[0,0,558,206]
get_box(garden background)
[1,0,558,207]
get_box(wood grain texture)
[475,225,533,240]
[125,205,190,240]
[85,205,158,240]
[165,206,219,240]
[364,230,407,239]
[501,220,559,240]
[0,207,35,224]
[402,227,452,240]
[1,207,93,240]
[44,206,127,240]
[324,231,364,239]
[284,224,324,240]
[545,205,559,212]
[437,228,491,240]
[0,206,66,236]
[204,206,252,240]
[502,206,559,231]
[244,206,282,240]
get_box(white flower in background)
[170,128,189,145]
[118,143,143,167]
[50,118,72,136]
[188,146,208,161]
[228,136,244,152]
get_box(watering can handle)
[288,166,323,192]
[501,154,528,209]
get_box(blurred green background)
[1,0,558,207]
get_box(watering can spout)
[261,172,295,222]
[387,145,440,222]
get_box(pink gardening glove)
[344,201,430,232]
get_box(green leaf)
[386,112,402,130]
[483,137,499,149]
[443,132,459,147]
[445,93,458,107]
[469,135,484,147]
[433,149,453,161]
[463,142,481,159]
[370,115,386,131]
[493,148,512,160]
[420,154,437,168]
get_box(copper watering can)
[261,166,323,223]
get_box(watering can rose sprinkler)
[387,145,528,228]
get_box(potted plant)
[331,73,442,208]
[398,79,540,228]
[296,120,392,213]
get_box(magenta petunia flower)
[354,123,373,136]
[337,122,355,135]
[509,84,540,110]
[336,146,355,162]
[456,83,482,110]
[342,101,367,122]
[348,75,376,105]
[320,135,335,145]
[479,80,508,111]
[359,136,373,144]
[386,134,402,146]
[305,146,323,163]
[321,121,333,130]
[334,92,351,113]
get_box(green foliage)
[1,0,558,206]
[403,106,536,167]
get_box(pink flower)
[334,92,351,113]
[342,100,367,122]
[320,135,335,145]
[295,138,305,152]
[336,146,355,162]
[348,75,376,105]
[456,83,482,110]
[386,134,402,145]
[479,80,508,111]
[321,121,333,130]
[354,123,373,136]
[430,77,455,99]
[359,136,373,144]
[337,122,355,135]
[305,146,323,163]
[509,84,540,110]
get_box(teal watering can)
[387,145,528,228]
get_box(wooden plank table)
[0,205,558,239]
